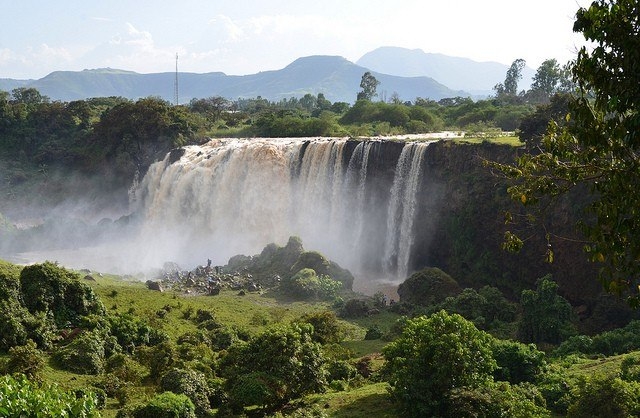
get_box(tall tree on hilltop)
[494,58,526,99]
[357,71,380,101]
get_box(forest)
[1,0,640,416]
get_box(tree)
[357,71,380,101]
[518,276,575,344]
[492,0,640,303]
[382,310,497,417]
[220,323,327,412]
[494,59,526,98]
[528,59,562,103]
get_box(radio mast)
[174,53,179,105]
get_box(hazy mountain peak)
[357,46,534,95]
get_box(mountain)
[0,56,466,104]
[357,46,536,97]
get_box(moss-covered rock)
[397,267,461,306]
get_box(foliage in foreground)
[0,374,99,417]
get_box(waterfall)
[383,142,429,279]
[132,138,432,283]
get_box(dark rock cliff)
[406,141,603,311]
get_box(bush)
[447,382,549,418]
[19,262,104,326]
[160,368,211,417]
[129,392,196,418]
[105,353,148,384]
[339,298,369,318]
[397,267,461,306]
[282,268,342,300]
[492,339,546,384]
[621,354,640,382]
[52,330,106,374]
[517,276,575,344]
[0,374,99,417]
[382,311,496,417]
[297,311,343,344]
[567,375,640,418]
[4,339,45,382]
[221,323,328,410]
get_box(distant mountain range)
[357,46,535,96]
[0,48,534,103]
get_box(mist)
[1,137,441,292]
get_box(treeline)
[0,75,569,191]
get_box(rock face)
[408,141,601,307]
[136,138,602,309]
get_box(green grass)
[89,274,342,340]
[453,135,522,146]
[305,382,397,418]
[561,352,630,379]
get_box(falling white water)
[382,142,430,279]
[129,137,432,282]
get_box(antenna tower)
[174,53,179,105]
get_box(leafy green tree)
[494,58,526,99]
[518,92,571,148]
[19,262,104,328]
[127,392,196,418]
[3,339,46,382]
[518,276,575,344]
[494,0,640,303]
[160,368,211,417]
[52,330,106,375]
[296,310,343,344]
[447,382,549,418]
[567,375,640,418]
[0,374,99,417]
[221,323,327,411]
[357,71,380,101]
[527,59,562,103]
[382,310,497,417]
[492,339,546,384]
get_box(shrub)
[282,268,342,300]
[297,311,343,344]
[106,353,148,384]
[397,267,461,306]
[160,368,211,417]
[492,339,546,384]
[621,354,640,382]
[221,323,328,410]
[52,330,106,374]
[19,262,104,326]
[339,298,369,318]
[447,382,549,418]
[567,375,640,418]
[4,339,45,382]
[129,392,196,418]
[382,310,496,417]
[517,275,575,344]
[0,374,99,417]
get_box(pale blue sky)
[1,0,590,79]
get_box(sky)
[1,0,591,80]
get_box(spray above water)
[130,137,435,283]
[8,137,438,286]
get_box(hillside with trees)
[2,0,640,416]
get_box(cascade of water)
[132,137,431,283]
[382,142,429,279]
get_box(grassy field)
[52,273,395,417]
